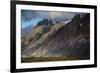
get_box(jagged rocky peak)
[37,18,54,26]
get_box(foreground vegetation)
[21,56,80,63]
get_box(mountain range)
[21,13,90,62]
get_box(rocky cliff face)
[21,13,90,60]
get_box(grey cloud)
[21,10,41,21]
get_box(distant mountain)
[21,13,90,61]
[21,25,33,37]
[52,16,69,23]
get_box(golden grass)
[21,56,80,63]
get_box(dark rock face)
[37,18,54,26]
[21,13,90,60]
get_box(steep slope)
[21,25,33,37]
[21,13,90,60]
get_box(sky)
[21,10,77,29]
[21,10,48,28]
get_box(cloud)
[21,10,77,22]
[21,10,49,22]
[48,11,77,19]
[21,10,41,21]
